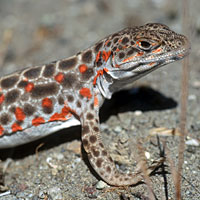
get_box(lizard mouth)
[120,46,190,72]
[107,46,190,81]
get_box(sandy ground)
[0,0,199,199]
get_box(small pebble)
[188,94,196,101]
[114,126,122,133]
[192,80,200,88]
[145,151,151,159]
[96,180,108,190]
[134,110,142,116]
[185,138,199,146]
[48,186,63,199]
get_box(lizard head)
[93,23,190,98]
[106,23,190,80]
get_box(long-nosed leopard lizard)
[0,23,190,186]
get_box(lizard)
[0,23,190,186]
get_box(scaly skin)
[0,23,190,186]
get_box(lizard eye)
[137,40,152,50]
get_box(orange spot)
[49,113,66,122]
[136,52,144,56]
[62,106,70,115]
[15,107,26,121]
[0,125,4,136]
[79,64,88,73]
[94,95,98,107]
[96,51,101,63]
[103,68,108,73]
[122,54,138,62]
[118,39,122,43]
[152,48,161,53]
[42,98,52,108]
[104,39,110,46]
[32,117,45,126]
[0,94,4,105]
[55,73,64,83]
[49,106,72,122]
[102,51,111,62]
[115,64,120,68]
[79,88,92,99]
[93,68,108,85]
[12,123,22,132]
[25,82,34,92]
[149,62,156,66]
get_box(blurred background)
[0,0,199,199]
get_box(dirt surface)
[0,0,199,199]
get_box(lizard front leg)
[80,94,163,186]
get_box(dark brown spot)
[82,50,92,63]
[91,147,100,157]
[23,103,35,116]
[96,158,103,168]
[107,41,111,47]
[5,89,20,104]
[20,93,29,102]
[81,68,94,81]
[90,103,94,110]
[59,57,77,71]
[106,166,111,173]
[43,63,55,77]
[31,83,58,98]
[1,75,19,89]
[99,142,104,148]
[61,73,77,88]
[127,49,134,55]
[0,113,11,125]
[58,96,64,105]
[97,61,102,68]
[89,135,97,143]
[102,150,107,156]
[86,113,94,120]
[76,100,81,108]
[119,52,125,59]
[24,67,41,79]
[122,37,129,44]
[112,46,117,51]
[9,106,16,113]
[93,126,99,132]
[67,95,74,102]
[100,171,104,176]
[131,41,135,45]
[82,125,90,135]
[94,42,103,53]
[17,80,28,88]
[43,106,53,114]
[75,82,83,90]
[118,45,123,50]
[108,156,113,162]
[82,139,89,147]
[113,38,119,43]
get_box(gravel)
[0,0,199,199]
